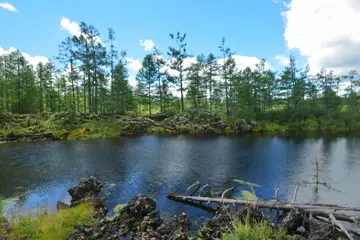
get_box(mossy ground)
[0,113,123,141]
[5,203,94,240]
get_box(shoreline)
[1,177,352,239]
[1,111,360,144]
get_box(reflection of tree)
[296,156,339,203]
[345,137,360,171]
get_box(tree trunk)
[180,68,184,112]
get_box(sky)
[1,0,360,86]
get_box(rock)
[199,206,238,239]
[56,201,70,210]
[68,176,107,218]
[307,217,340,240]
[0,132,55,142]
[146,113,172,122]
[234,119,252,133]
[68,195,191,240]
[121,195,157,219]
[68,176,103,203]
[120,118,155,136]
[280,210,309,234]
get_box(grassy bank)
[1,112,360,143]
[0,201,94,240]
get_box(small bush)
[223,218,289,240]
[303,118,319,132]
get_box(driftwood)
[168,192,360,214]
[168,192,360,239]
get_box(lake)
[1,135,360,227]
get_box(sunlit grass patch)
[223,218,289,240]
[7,203,94,240]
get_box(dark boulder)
[56,201,70,210]
[68,176,103,203]
[121,195,157,219]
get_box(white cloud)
[0,47,48,67]
[60,17,81,37]
[282,0,360,75]
[0,2,19,13]
[126,57,142,72]
[275,55,290,66]
[139,39,156,51]
[60,17,101,43]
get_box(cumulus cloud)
[60,17,101,43]
[275,55,290,66]
[282,0,360,75]
[139,39,156,51]
[0,47,48,67]
[126,57,142,72]
[0,2,19,13]
[60,17,81,37]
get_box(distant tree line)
[1,22,360,128]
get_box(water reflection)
[1,135,360,222]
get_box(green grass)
[222,218,290,240]
[7,203,94,240]
[62,119,123,140]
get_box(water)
[1,135,360,226]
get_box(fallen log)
[167,192,360,222]
[168,192,360,240]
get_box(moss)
[224,126,234,135]
[175,125,191,134]
[113,204,126,214]
[7,203,94,240]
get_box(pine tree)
[204,53,218,112]
[136,54,157,115]
[219,37,236,117]
[168,32,188,112]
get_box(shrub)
[223,218,289,240]
[303,118,319,132]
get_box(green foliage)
[302,118,319,132]
[66,120,123,140]
[240,190,257,201]
[222,218,289,240]
[0,197,5,223]
[233,179,261,187]
[113,204,126,214]
[7,203,94,240]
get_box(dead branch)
[329,213,354,240]
[292,185,300,203]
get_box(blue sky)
[0,1,299,69]
[1,0,358,80]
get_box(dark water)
[1,135,360,227]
